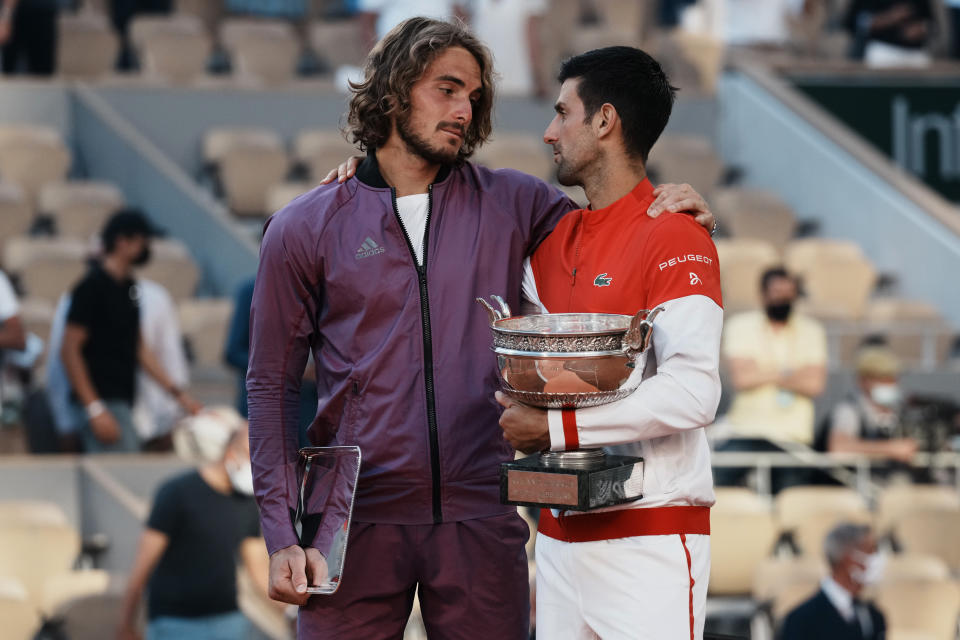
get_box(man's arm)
[501,216,723,451]
[0,0,18,45]
[61,322,124,444]
[115,528,168,640]
[777,364,827,398]
[247,206,327,604]
[0,314,25,351]
[726,356,780,392]
[137,336,202,414]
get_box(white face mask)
[226,457,254,496]
[851,551,886,586]
[870,383,901,409]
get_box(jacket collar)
[355,149,453,190]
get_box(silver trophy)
[478,296,662,511]
[294,446,361,594]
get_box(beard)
[396,111,462,165]
[555,152,585,187]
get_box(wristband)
[86,400,106,420]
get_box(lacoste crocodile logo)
[594,273,612,287]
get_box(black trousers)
[111,0,172,69]
[1,5,57,76]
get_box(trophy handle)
[476,297,503,324]
[491,295,513,319]
[623,306,664,358]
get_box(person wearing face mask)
[60,209,202,453]
[825,345,918,466]
[116,424,271,640]
[715,267,828,493]
[781,522,887,640]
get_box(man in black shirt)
[117,424,271,640]
[61,210,201,453]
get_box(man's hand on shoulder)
[319,155,364,185]
[648,183,716,235]
[268,545,328,605]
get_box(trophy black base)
[500,450,643,511]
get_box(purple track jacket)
[247,154,574,554]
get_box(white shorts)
[535,532,710,640]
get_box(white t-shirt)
[396,193,430,266]
[0,271,20,323]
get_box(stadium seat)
[3,237,88,303]
[474,135,555,183]
[774,486,871,555]
[46,591,127,640]
[0,125,72,208]
[131,14,212,84]
[56,11,120,80]
[39,181,124,239]
[309,18,369,70]
[880,553,952,584]
[554,184,588,208]
[771,580,821,625]
[876,484,960,536]
[784,237,865,273]
[0,181,32,241]
[202,127,283,166]
[0,588,39,640]
[647,134,725,198]
[18,297,55,346]
[40,570,112,620]
[713,238,780,313]
[136,238,200,300]
[220,147,292,216]
[266,182,312,214]
[713,188,797,248]
[667,30,725,95]
[178,298,234,368]
[894,510,960,572]
[220,18,300,86]
[752,555,825,604]
[294,128,358,182]
[863,299,954,367]
[0,500,69,527]
[710,489,778,595]
[174,0,224,37]
[875,579,960,640]
[0,523,81,606]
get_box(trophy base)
[500,449,643,511]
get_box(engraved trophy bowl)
[477,296,662,511]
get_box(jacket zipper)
[391,186,443,524]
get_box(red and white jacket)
[523,179,723,536]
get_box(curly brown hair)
[346,17,495,162]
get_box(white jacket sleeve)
[546,294,723,450]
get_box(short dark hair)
[557,46,676,163]
[101,209,156,253]
[760,266,793,292]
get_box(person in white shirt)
[0,270,25,353]
[781,522,887,640]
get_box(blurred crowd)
[1,0,958,92]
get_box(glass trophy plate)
[293,446,361,594]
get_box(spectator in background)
[116,424,271,640]
[469,0,547,98]
[357,0,466,42]
[947,0,960,58]
[0,269,26,355]
[824,345,918,464]
[60,210,201,453]
[681,0,808,47]
[781,522,887,640]
[715,267,827,493]
[0,0,63,76]
[844,0,933,67]
[110,0,172,70]
[223,275,316,446]
[47,278,189,452]
[225,0,307,19]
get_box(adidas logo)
[356,237,385,260]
